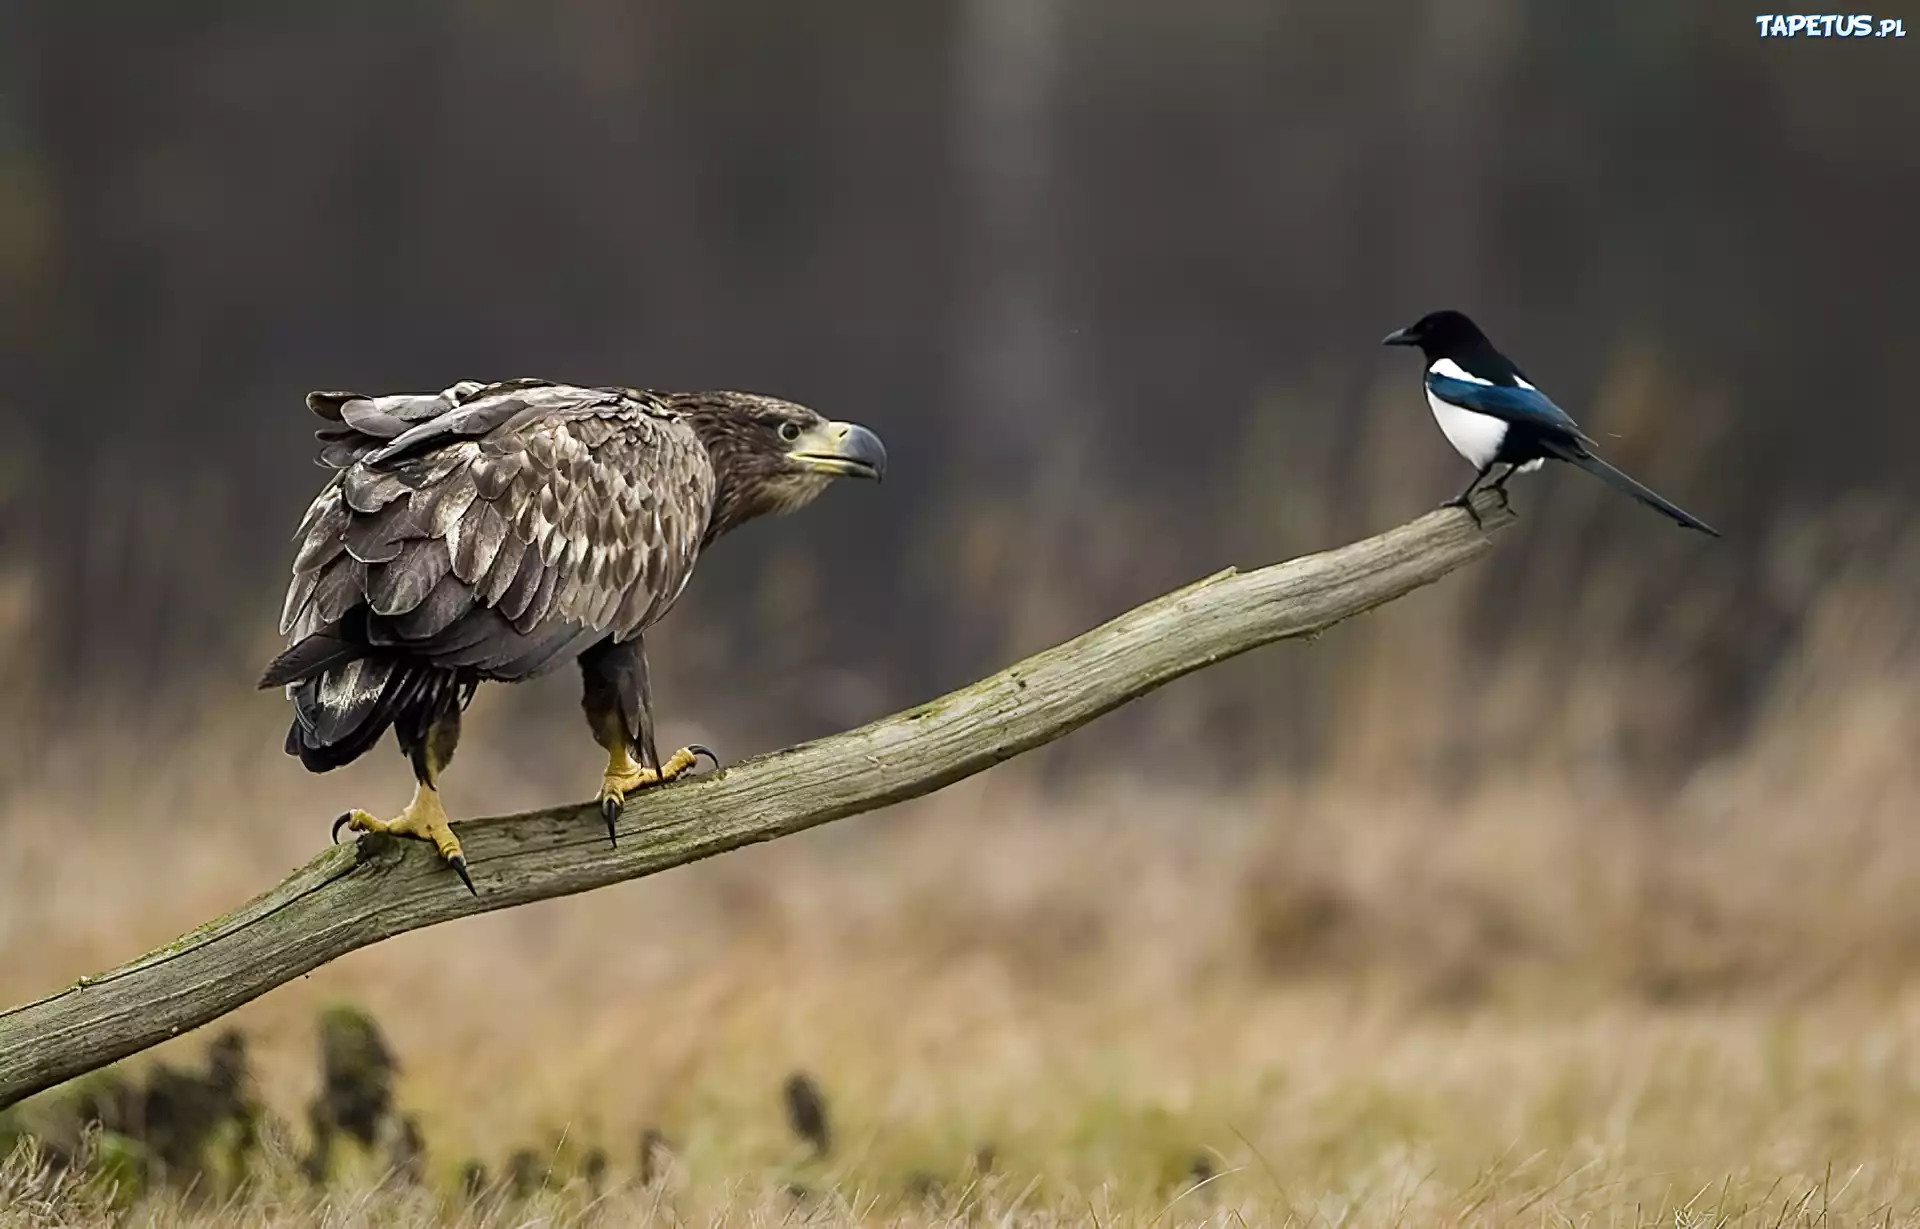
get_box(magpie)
[1382,310,1719,536]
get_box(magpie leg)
[1442,464,1494,525]
[1482,464,1514,511]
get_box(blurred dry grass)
[5,556,1920,1223]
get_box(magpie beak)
[1381,327,1418,347]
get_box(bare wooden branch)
[0,496,1514,1108]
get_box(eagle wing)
[271,380,715,683]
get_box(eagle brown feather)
[264,379,857,773]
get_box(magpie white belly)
[1426,389,1508,469]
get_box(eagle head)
[673,391,887,542]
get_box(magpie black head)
[1382,310,1491,360]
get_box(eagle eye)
[777,421,801,443]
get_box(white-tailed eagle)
[262,379,886,892]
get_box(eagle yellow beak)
[789,420,887,481]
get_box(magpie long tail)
[1546,442,1720,537]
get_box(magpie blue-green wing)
[1421,373,1719,536]
[1424,374,1593,443]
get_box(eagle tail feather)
[283,657,454,773]
[259,630,360,690]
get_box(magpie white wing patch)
[1431,356,1539,393]
[1427,388,1507,469]
[1429,357,1492,386]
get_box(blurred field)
[5,490,1920,1225]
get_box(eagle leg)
[595,744,720,840]
[332,699,474,894]
[581,638,717,847]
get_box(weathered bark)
[0,496,1513,1108]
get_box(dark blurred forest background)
[0,0,1916,788]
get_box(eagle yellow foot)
[332,787,474,895]
[598,745,719,843]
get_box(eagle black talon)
[689,745,720,772]
[450,855,476,896]
[601,794,622,846]
[331,812,355,844]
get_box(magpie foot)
[1442,494,1485,528]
